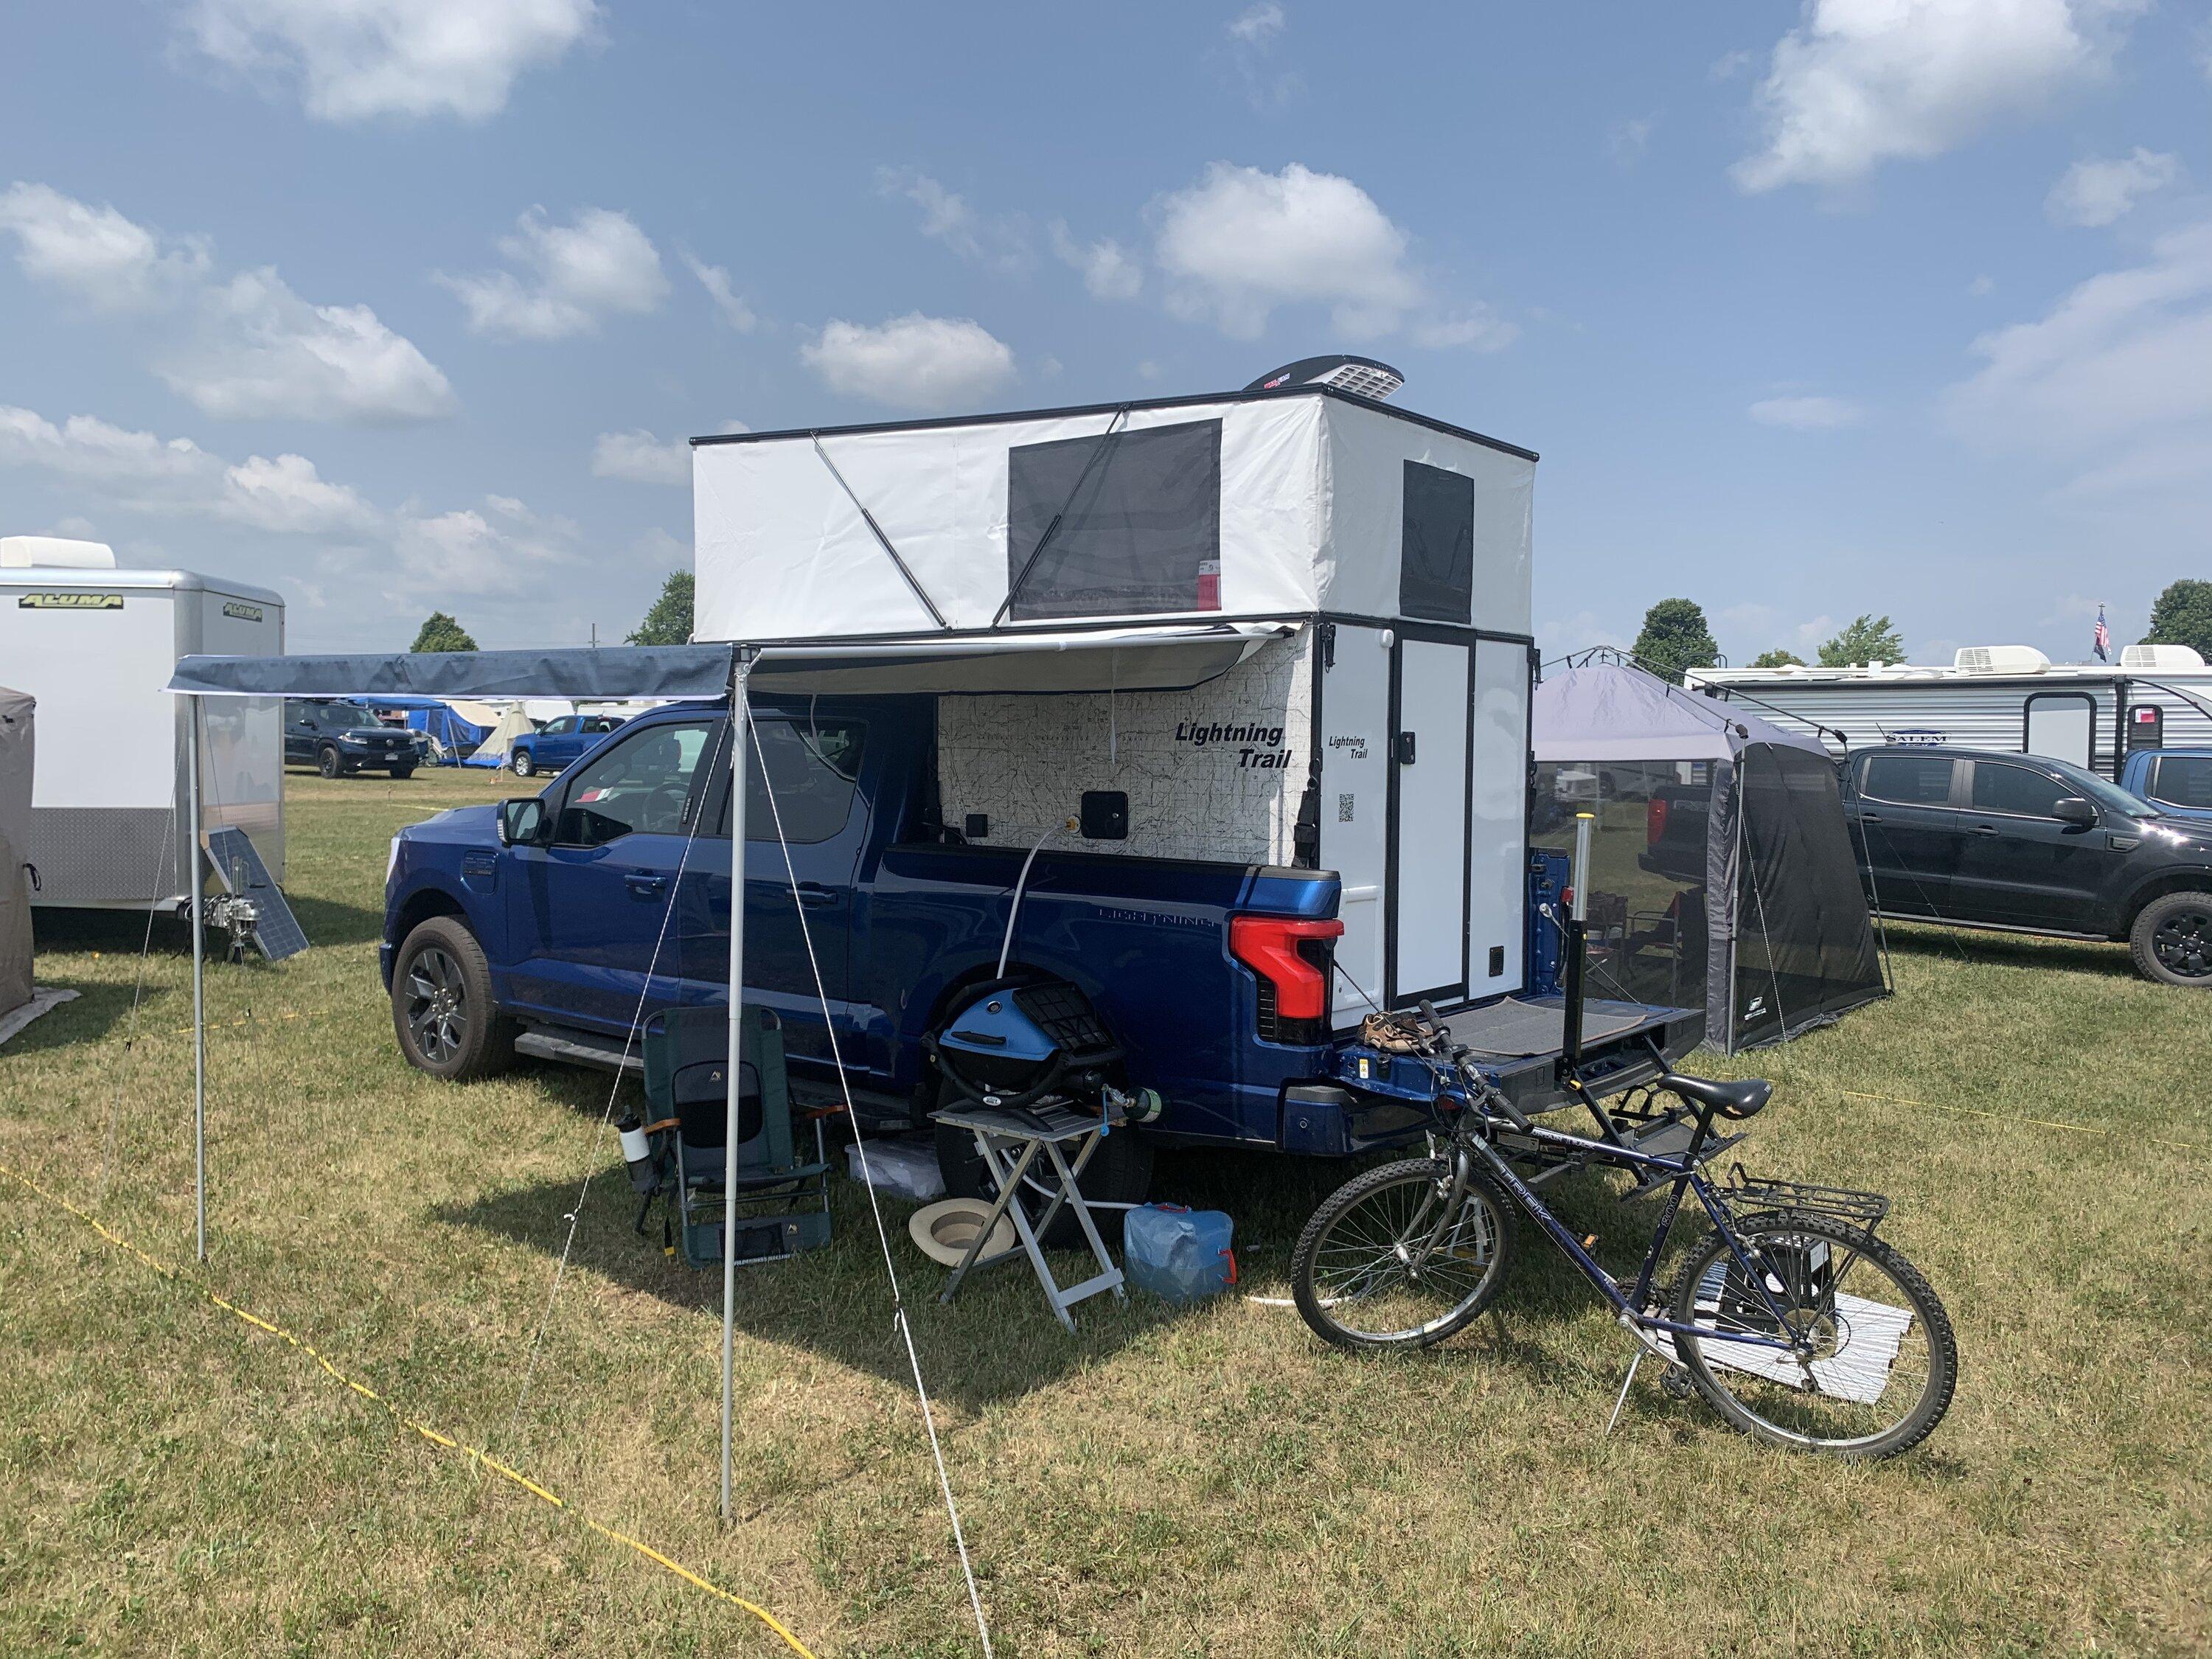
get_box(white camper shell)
[0,547,284,909]
[1691,644,2212,782]
[693,388,1540,1023]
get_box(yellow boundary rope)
[0,1161,819,1659]
[1841,1091,2208,1156]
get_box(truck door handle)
[795,882,838,908]
[1858,812,1884,823]
[1396,732,1417,765]
[1970,823,2001,836]
[625,873,669,897]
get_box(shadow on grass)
[0,981,171,1052]
[1882,920,2135,980]
[31,895,386,956]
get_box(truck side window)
[553,720,716,845]
[2148,756,2212,810]
[1970,762,2067,818]
[1860,754,1955,806]
[725,719,865,844]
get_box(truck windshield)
[299,703,372,732]
[2043,757,2159,818]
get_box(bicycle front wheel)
[1290,1157,1516,1352]
[1670,1212,1957,1458]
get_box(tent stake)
[722,648,754,1522]
[187,698,206,1262]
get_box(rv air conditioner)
[1953,645,2050,675]
[2121,643,2208,672]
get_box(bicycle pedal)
[1661,1365,1695,1401]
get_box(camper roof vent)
[1244,354,1405,401]
[0,535,117,570]
[2120,642,2208,672]
[1954,645,2049,675]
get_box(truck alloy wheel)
[318,744,342,779]
[2132,891,2212,986]
[391,917,517,1079]
[511,751,535,776]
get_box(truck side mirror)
[498,797,549,846]
[2052,797,2097,828]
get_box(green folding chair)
[638,1005,832,1268]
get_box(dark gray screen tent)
[1532,662,1887,1052]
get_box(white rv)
[0,538,285,909]
[1690,644,2212,782]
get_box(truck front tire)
[2129,891,2212,987]
[391,916,518,1079]
[510,750,535,777]
[933,1092,1154,1248]
[318,744,343,779]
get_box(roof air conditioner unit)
[2120,643,2207,672]
[0,535,117,570]
[1953,645,2048,674]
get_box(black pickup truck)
[1841,745,2212,986]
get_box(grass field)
[3,766,2208,1657]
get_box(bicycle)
[1289,1006,1957,1458]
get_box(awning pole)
[187,697,207,1262]
[721,647,754,1522]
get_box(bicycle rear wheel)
[1290,1157,1515,1352]
[1669,1211,1956,1458]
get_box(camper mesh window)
[1399,462,1475,625]
[1005,420,1221,619]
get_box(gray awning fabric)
[1531,663,1829,764]
[166,624,1290,702]
[167,645,739,700]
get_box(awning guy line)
[809,434,951,630]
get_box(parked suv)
[1842,745,2212,985]
[286,699,423,779]
[507,713,624,778]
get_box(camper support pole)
[721,647,754,1523]
[1558,811,1593,1078]
[187,699,206,1262]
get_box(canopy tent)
[166,619,1298,1531]
[1532,662,1886,1052]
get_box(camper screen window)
[1399,462,1475,624]
[1005,420,1221,619]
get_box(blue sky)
[1,0,2207,659]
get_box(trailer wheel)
[2130,891,2212,987]
[932,1085,1153,1248]
[391,916,517,1079]
[317,744,343,779]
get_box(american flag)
[2093,606,2111,662]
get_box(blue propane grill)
[929,978,1126,1113]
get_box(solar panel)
[204,827,310,962]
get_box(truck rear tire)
[933,1094,1153,1248]
[2129,891,2212,987]
[391,916,518,1079]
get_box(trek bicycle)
[1288,1008,1957,1458]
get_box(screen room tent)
[1532,661,1887,1052]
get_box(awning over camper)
[167,622,1290,701]
[1532,664,1829,765]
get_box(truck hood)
[2135,815,2212,853]
[401,802,500,841]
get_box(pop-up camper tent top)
[1533,662,1888,1051]
[692,384,1540,1020]
[0,538,282,908]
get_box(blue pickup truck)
[383,696,1691,1204]
[505,712,625,778]
[2119,747,2212,823]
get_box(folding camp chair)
[637,1005,831,1268]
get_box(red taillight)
[1647,798,1669,845]
[1229,914,1343,1020]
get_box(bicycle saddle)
[1659,1073,1771,1119]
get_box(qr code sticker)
[1337,793,1356,823]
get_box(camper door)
[1318,625,1528,1021]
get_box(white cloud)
[1224,2,1298,108]
[2045,147,2180,227]
[1,184,451,422]
[0,182,209,310]
[1135,359,1165,381]
[680,248,756,331]
[1607,116,1657,168]
[0,404,371,535]
[1155,161,1422,339]
[591,428,689,485]
[391,495,578,596]
[877,170,1032,274]
[1968,274,1995,296]
[1944,218,2212,494]
[185,0,598,122]
[1048,220,1142,302]
[800,313,1016,411]
[439,206,668,341]
[165,266,456,421]
[1733,0,2140,194]
[1411,307,1518,352]
[1226,2,1284,46]
[1749,394,1863,429]
[1710,47,1756,80]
